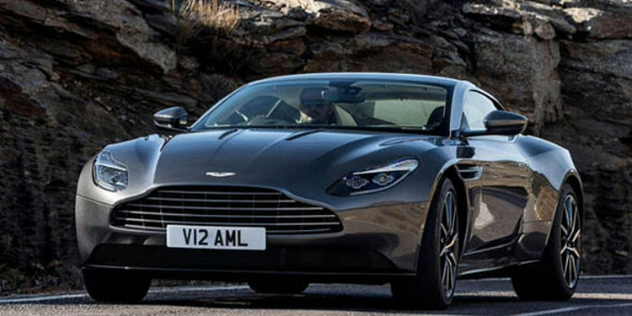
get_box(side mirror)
[460,110,528,137]
[153,107,188,131]
[484,110,528,135]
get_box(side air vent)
[456,164,483,181]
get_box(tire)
[511,184,581,300]
[248,279,309,294]
[83,269,151,303]
[391,178,460,309]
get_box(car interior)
[206,82,448,130]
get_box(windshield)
[191,79,451,134]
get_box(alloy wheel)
[560,195,581,289]
[439,191,458,299]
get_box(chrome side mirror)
[484,110,528,135]
[153,107,188,132]
[460,110,528,137]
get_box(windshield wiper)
[316,125,434,134]
[198,124,434,135]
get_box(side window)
[462,91,497,131]
[373,100,444,127]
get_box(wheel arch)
[413,160,472,272]
[430,165,470,258]
[401,163,466,308]
[563,171,584,223]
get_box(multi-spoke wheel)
[391,178,460,309]
[439,190,459,300]
[561,194,581,289]
[512,184,581,300]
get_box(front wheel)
[511,184,581,300]
[83,269,151,303]
[391,178,460,309]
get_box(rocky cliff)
[0,0,630,293]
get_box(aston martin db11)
[75,73,583,309]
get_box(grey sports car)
[75,73,583,309]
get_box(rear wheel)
[248,279,309,294]
[83,269,150,303]
[391,178,460,309]
[511,184,581,300]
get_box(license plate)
[166,225,266,250]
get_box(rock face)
[470,31,563,129]
[0,0,631,292]
[0,0,238,292]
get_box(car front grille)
[111,186,343,235]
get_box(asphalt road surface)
[0,276,630,316]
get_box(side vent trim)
[456,164,483,181]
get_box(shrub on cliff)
[177,0,239,47]
[175,0,249,74]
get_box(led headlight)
[328,158,419,196]
[93,151,128,191]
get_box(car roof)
[247,72,467,88]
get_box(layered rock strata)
[0,0,630,292]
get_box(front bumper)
[76,194,430,281]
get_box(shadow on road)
[8,278,632,316]
[141,290,631,315]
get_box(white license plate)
[166,225,266,250]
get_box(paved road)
[0,276,630,316]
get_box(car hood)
[151,128,438,192]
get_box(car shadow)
[140,289,630,315]
[21,282,632,316]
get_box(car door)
[459,91,531,263]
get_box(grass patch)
[177,0,240,48]
[175,0,252,76]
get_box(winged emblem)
[205,172,236,177]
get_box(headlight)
[93,151,128,191]
[328,158,419,196]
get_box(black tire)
[248,279,309,294]
[83,269,151,303]
[391,178,460,310]
[511,184,581,300]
